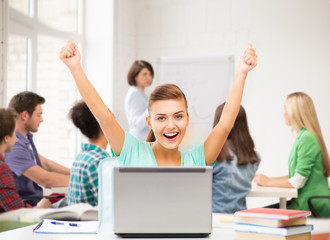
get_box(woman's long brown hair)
[213,103,259,165]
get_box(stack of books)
[234,208,312,240]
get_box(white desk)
[0,223,235,240]
[0,217,328,240]
[247,184,297,209]
[52,187,68,194]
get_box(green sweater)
[287,128,330,217]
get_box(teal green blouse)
[287,128,330,217]
[112,132,206,167]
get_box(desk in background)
[52,187,68,194]
[247,183,297,209]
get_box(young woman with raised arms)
[60,41,257,167]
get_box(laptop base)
[115,233,211,238]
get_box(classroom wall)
[0,0,6,107]
[112,0,140,127]
[84,0,114,109]
[113,0,330,207]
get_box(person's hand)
[59,40,81,71]
[237,44,258,74]
[35,198,52,209]
[253,173,270,186]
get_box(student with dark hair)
[0,108,51,212]
[125,60,154,141]
[212,103,260,213]
[68,100,111,206]
[60,41,257,167]
[4,91,70,206]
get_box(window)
[38,0,79,33]
[4,0,84,167]
[6,35,28,101]
[36,35,78,165]
[8,0,29,16]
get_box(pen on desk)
[69,223,78,227]
[51,221,64,225]
[50,221,78,227]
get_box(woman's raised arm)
[204,44,258,165]
[60,40,125,155]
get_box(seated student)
[254,92,330,218]
[4,91,70,206]
[67,100,112,206]
[212,103,260,213]
[60,41,257,167]
[0,108,51,212]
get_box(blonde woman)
[254,92,330,217]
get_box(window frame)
[1,0,85,164]
[6,0,84,98]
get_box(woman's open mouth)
[163,132,179,140]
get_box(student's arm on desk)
[22,165,70,188]
[39,154,70,175]
[253,174,294,188]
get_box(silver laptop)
[113,166,213,237]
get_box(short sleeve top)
[111,132,206,167]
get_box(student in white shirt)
[125,61,154,141]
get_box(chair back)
[307,195,330,218]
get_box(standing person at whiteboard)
[125,61,154,141]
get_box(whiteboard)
[157,55,235,151]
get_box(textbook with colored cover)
[233,216,307,227]
[234,223,313,236]
[236,232,311,240]
[234,208,311,220]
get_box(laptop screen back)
[113,166,213,236]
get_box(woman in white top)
[125,60,154,141]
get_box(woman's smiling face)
[147,99,189,150]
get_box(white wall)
[113,0,138,129]
[84,0,114,109]
[113,0,330,207]
[0,0,7,107]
